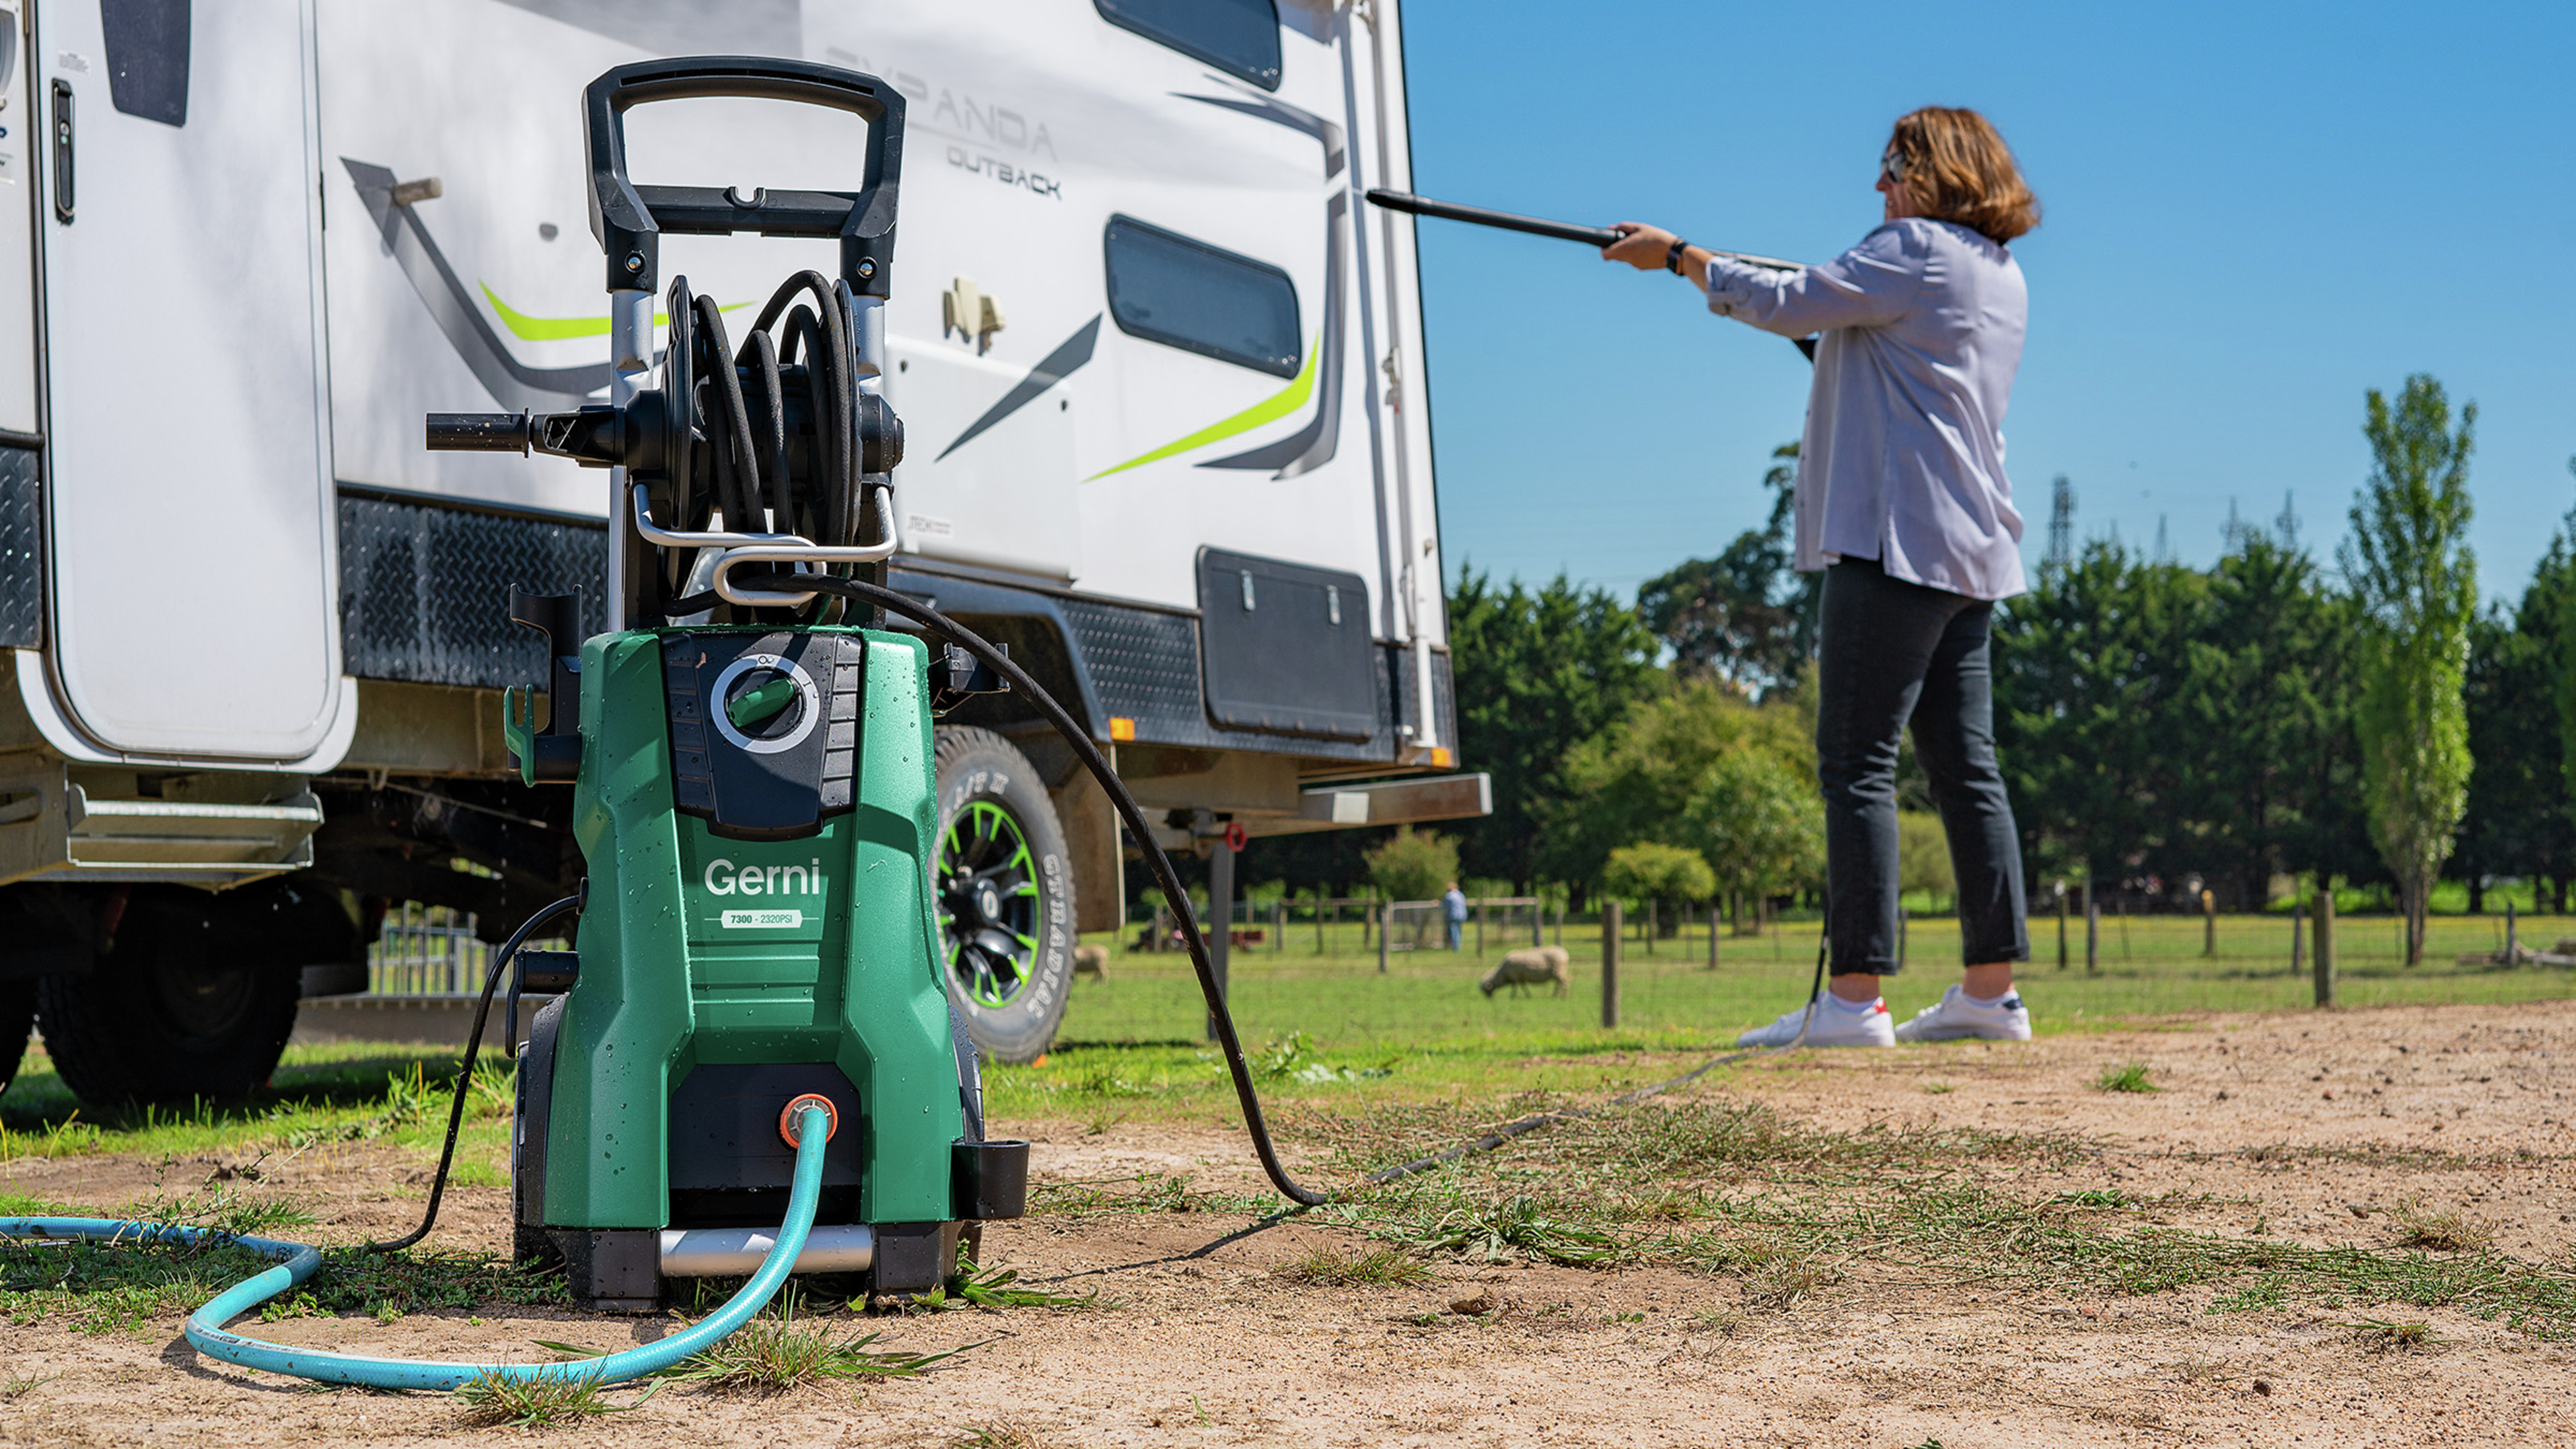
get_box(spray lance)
[1364,188,1817,361]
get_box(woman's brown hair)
[1887,107,2039,244]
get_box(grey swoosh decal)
[935,316,1102,461]
[1170,85,1347,480]
[341,158,613,412]
[1198,188,1345,479]
[1174,87,1345,179]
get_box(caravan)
[0,0,1478,1100]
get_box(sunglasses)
[1880,147,1911,185]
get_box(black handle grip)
[427,411,531,454]
[584,56,906,298]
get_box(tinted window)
[1104,217,1301,378]
[1094,0,1281,91]
[100,0,190,127]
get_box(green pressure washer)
[425,56,1021,1310]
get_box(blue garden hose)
[0,1102,832,1390]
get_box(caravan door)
[32,0,343,762]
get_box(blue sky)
[1400,0,2576,607]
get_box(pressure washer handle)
[1366,188,1815,361]
[585,56,906,298]
[1365,188,1618,246]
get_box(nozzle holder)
[777,1093,840,1148]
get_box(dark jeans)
[1816,557,2028,975]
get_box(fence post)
[2056,884,2069,970]
[1707,901,1719,971]
[2312,882,2336,1007]
[2289,897,2305,978]
[1645,898,1656,955]
[1275,900,1286,954]
[2202,888,2217,958]
[2085,892,2099,974]
[1377,900,1389,975]
[2506,896,2518,965]
[1601,900,1622,1028]
[1205,837,1236,1041]
[1474,900,1484,957]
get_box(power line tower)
[2154,513,2171,563]
[2275,489,2301,551]
[2223,497,2243,552]
[2045,474,2075,572]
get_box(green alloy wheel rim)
[938,800,1044,1009]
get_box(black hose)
[729,571,1332,1207]
[362,892,585,1254]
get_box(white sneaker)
[1893,985,2033,1042]
[1735,996,1895,1049]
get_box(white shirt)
[1703,217,2028,601]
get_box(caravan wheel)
[0,981,30,1098]
[36,887,306,1106]
[933,728,1075,1065]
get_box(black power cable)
[729,571,1332,1207]
[363,892,585,1254]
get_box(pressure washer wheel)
[0,980,31,1097]
[933,727,1075,1065]
[36,884,338,1106]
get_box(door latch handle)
[48,78,69,223]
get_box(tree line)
[1242,374,2564,955]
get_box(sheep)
[1074,944,1110,981]
[1479,945,1570,998]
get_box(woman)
[1602,106,2040,1047]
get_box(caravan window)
[1104,217,1301,379]
[1094,0,1282,91]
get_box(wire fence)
[365,903,569,997]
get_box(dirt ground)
[5,1000,2575,1448]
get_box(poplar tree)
[2340,376,2477,965]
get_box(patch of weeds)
[1273,1244,1429,1288]
[1377,1192,1620,1266]
[666,1290,967,1392]
[909,1262,1108,1314]
[0,1374,50,1399]
[1254,1032,1316,1080]
[2094,1062,2159,1094]
[2390,1201,2495,1254]
[2050,1189,2131,1209]
[454,1371,657,1429]
[2338,1317,2442,1353]
[1922,1082,1956,1095]
[2209,1278,2288,1314]
[952,1425,1046,1449]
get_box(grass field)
[3,908,2569,1152]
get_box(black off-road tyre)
[36,886,310,1106]
[933,727,1075,1065]
[0,980,32,1098]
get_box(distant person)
[1442,881,1468,952]
[1601,106,2040,1047]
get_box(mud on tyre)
[933,727,1075,1065]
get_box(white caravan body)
[0,0,1468,902]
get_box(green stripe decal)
[478,282,746,341]
[1085,336,1319,481]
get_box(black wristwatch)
[1666,238,1693,275]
